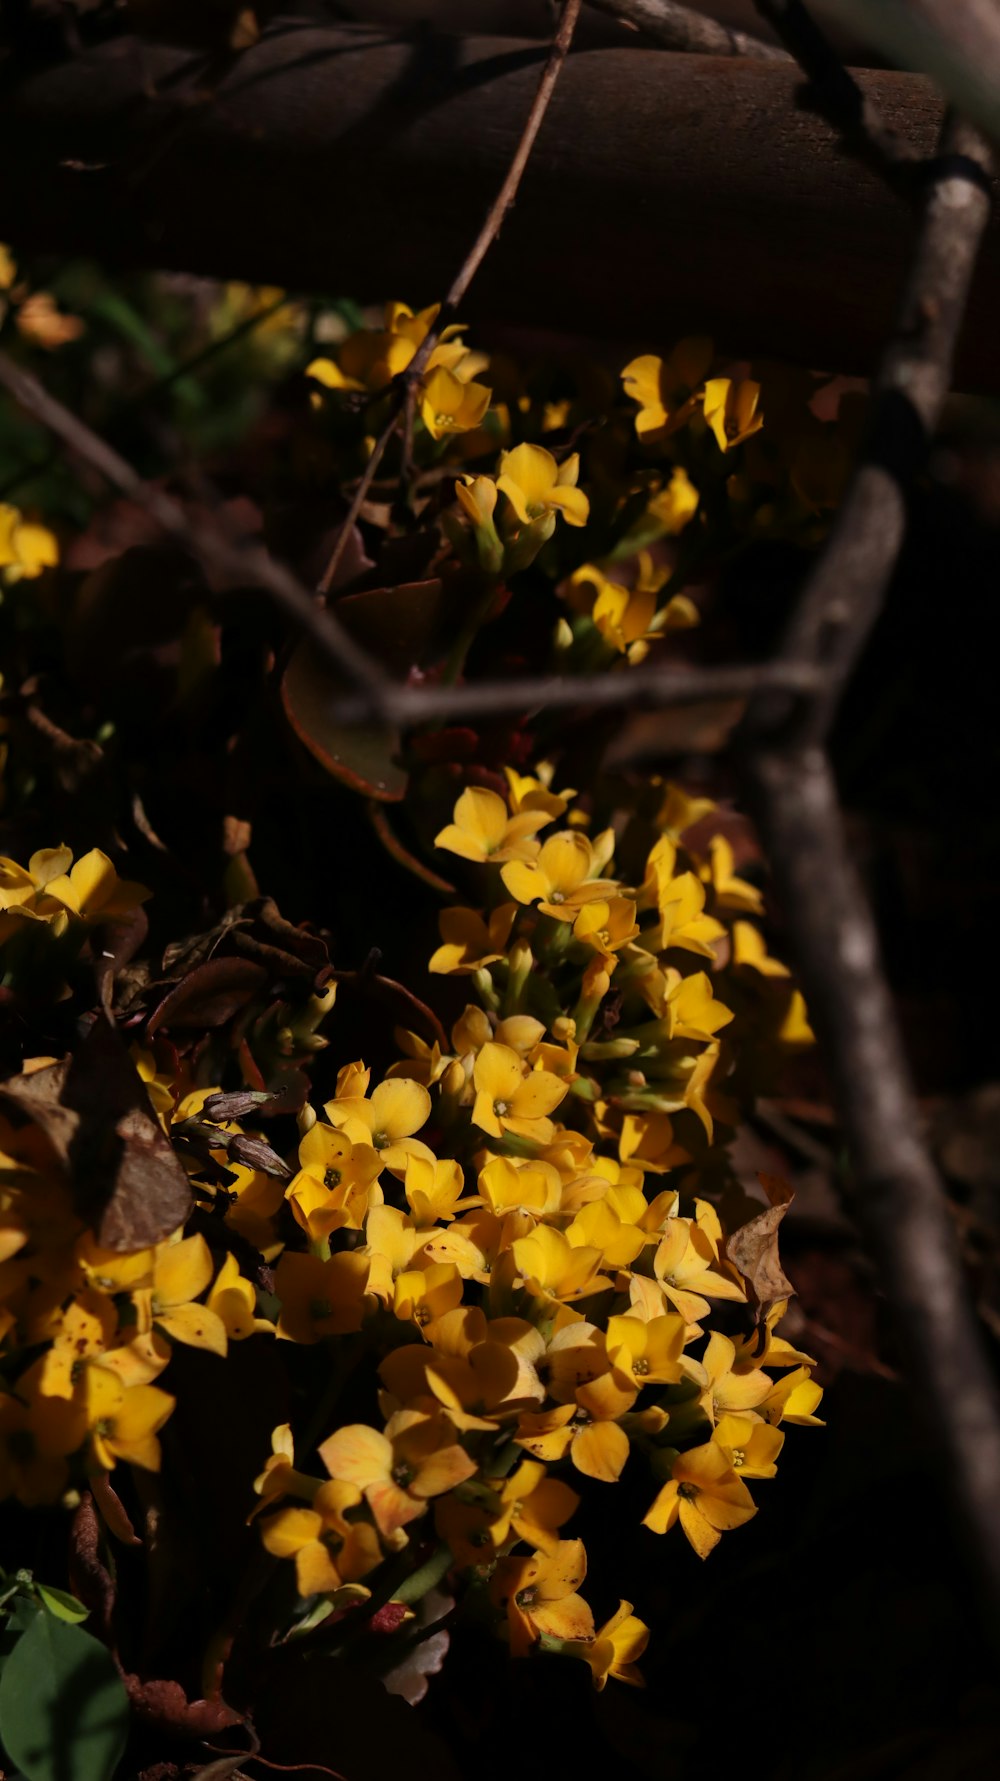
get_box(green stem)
[391,1542,454,1606]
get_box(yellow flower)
[435,787,553,865]
[712,1412,784,1479]
[703,377,764,452]
[622,337,713,439]
[404,1155,466,1227]
[503,765,575,822]
[641,838,726,956]
[501,831,611,921]
[618,1111,688,1176]
[26,1366,174,1477]
[320,1407,476,1537]
[605,1312,687,1388]
[759,1366,825,1426]
[491,1537,594,1657]
[429,903,517,974]
[420,366,491,440]
[393,1261,464,1329]
[274,1250,372,1343]
[569,1600,649,1690]
[325,1076,432,1175]
[701,834,764,913]
[512,1224,606,1305]
[206,1254,274,1340]
[0,504,59,582]
[730,919,789,976]
[574,564,659,659]
[260,1480,382,1596]
[572,896,639,969]
[496,444,589,528]
[647,465,700,535]
[643,1441,756,1556]
[472,1042,567,1143]
[133,1234,228,1356]
[45,848,150,923]
[308,301,485,397]
[437,1457,578,1567]
[653,1219,747,1323]
[696,1332,771,1425]
[478,1155,562,1219]
[286,1123,383,1243]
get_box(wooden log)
[0,24,997,385]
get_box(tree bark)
[1,25,999,383]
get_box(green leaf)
[0,1607,129,1781]
[35,1585,90,1625]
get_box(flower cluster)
[0,299,839,1709]
[239,774,820,1683]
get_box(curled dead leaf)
[725,1171,796,1325]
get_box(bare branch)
[332,660,823,725]
[815,0,1000,145]
[588,0,787,58]
[0,350,393,712]
[761,113,993,746]
[317,0,583,595]
[739,107,1000,1642]
[744,746,1000,1643]
[754,0,920,187]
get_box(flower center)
[413,1305,431,1327]
[392,1460,415,1488]
[731,1448,746,1469]
[633,1357,649,1376]
[549,889,565,904]
[515,1586,538,1609]
[309,1297,332,1321]
[324,1169,342,1189]
[493,1100,511,1119]
[526,502,546,520]
[677,1482,700,1500]
[372,1131,390,1150]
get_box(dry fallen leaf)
[725,1170,796,1325]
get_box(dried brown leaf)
[725,1171,796,1324]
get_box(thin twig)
[757,113,994,748]
[316,0,583,595]
[588,0,787,58]
[332,660,822,726]
[754,0,919,189]
[0,348,393,712]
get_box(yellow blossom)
[206,1254,274,1340]
[491,1537,594,1657]
[569,1600,649,1690]
[420,366,491,440]
[501,831,611,921]
[0,505,59,582]
[325,1076,432,1175]
[133,1234,228,1356]
[496,443,589,528]
[429,903,517,975]
[643,1440,756,1556]
[701,834,764,913]
[703,376,764,452]
[320,1408,475,1537]
[712,1412,784,1479]
[274,1250,372,1342]
[605,1312,687,1388]
[472,1042,567,1143]
[622,337,713,439]
[435,787,552,865]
